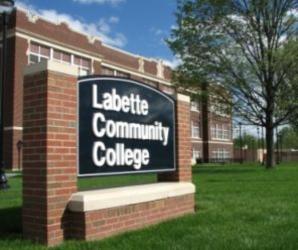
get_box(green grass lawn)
[1,162,298,250]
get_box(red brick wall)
[234,149,256,162]
[13,36,28,126]
[93,60,101,74]
[2,36,15,169]
[3,34,28,170]
[2,36,15,127]
[192,142,203,155]
[10,36,28,170]
[22,69,77,246]
[207,114,233,159]
[158,97,192,182]
[208,115,233,141]
[7,8,235,170]
[100,46,139,70]
[5,9,179,170]
[67,194,195,241]
[16,11,103,57]
[208,143,233,159]
[15,9,169,80]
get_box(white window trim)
[28,43,50,64]
[212,148,230,159]
[162,88,174,95]
[18,31,174,86]
[52,49,71,65]
[192,149,201,160]
[29,52,50,64]
[211,124,231,141]
[191,121,200,139]
[73,56,91,72]
[191,101,200,112]
[18,31,102,63]
[28,41,92,75]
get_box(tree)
[234,133,260,150]
[279,127,298,149]
[168,0,298,168]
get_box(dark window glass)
[40,46,50,57]
[53,50,61,60]
[29,54,39,64]
[30,43,39,53]
[62,52,71,63]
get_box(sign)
[78,77,176,177]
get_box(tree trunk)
[265,84,275,169]
[265,125,275,169]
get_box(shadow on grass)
[0,206,22,238]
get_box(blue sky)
[15,0,179,67]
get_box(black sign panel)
[78,76,176,177]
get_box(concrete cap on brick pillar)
[177,93,190,103]
[68,182,196,212]
[24,60,80,76]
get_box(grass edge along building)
[2,7,233,170]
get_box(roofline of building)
[15,7,172,70]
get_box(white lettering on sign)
[91,84,171,170]
[92,84,149,115]
[93,143,150,170]
[92,113,169,146]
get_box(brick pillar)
[93,60,101,74]
[158,93,192,182]
[22,61,78,246]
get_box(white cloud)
[150,27,165,36]
[72,0,125,6]
[155,29,163,36]
[160,57,181,69]
[109,16,119,24]
[287,9,298,17]
[16,1,127,48]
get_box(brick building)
[2,8,233,170]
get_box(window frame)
[211,124,230,141]
[212,148,230,160]
[28,42,92,76]
[191,101,200,112]
[28,43,50,65]
[192,148,201,160]
[191,121,200,139]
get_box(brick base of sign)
[22,61,195,246]
[66,194,195,241]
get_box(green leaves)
[168,0,298,127]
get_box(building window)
[29,42,50,64]
[142,78,158,88]
[28,42,92,76]
[116,70,130,78]
[161,85,175,95]
[211,124,230,140]
[74,56,91,76]
[101,67,130,78]
[191,101,200,112]
[101,67,115,76]
[192,148,201,160]
[53,49,71,64]
[212,149,230,159]
[191,121,200,138]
